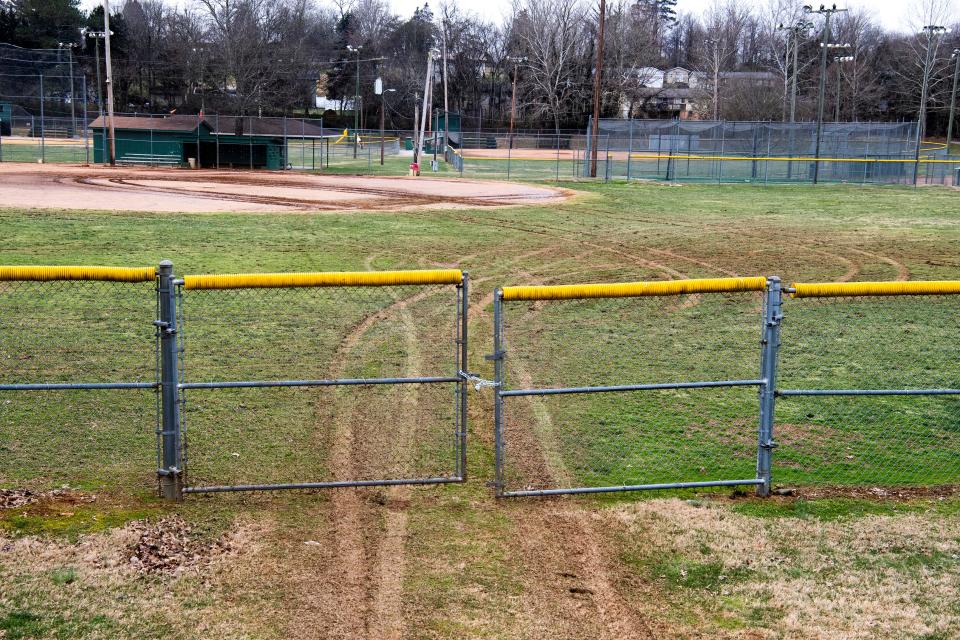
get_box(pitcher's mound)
[0,164,571,213]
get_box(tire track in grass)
[367,302,421,640]
[287,244,567,638]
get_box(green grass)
[1,180,960,638]
[2,182,960,494]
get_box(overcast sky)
[78,0,940,34]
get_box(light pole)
[81,28,109,119]
[833,55,853,122]
[346,44,362,158]
[375,78,396,166]
[913,25,947,185]
[805,3,847,184]
[507,56,526,152]
[947,48,960,154]
[58,42,78,137]
[191,46,206,113]
[777,21,814,123]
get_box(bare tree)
[511,0,588,133]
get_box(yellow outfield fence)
[183,269,464,290]
[0,265,157,282]
[791,280,960,298]
[500,276,767,301]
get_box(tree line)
[1,0,958,134]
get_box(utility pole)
[82,28,107,119]
[441,21,449,151]
[347,45,362,158]
[59,42,78,137]
[946,49,960,153]
[589,0,606,178]
[103,0,117,166]
[805,3,847,184]
[507,56,526,152]
[834,55,853,121]
[913,25,947,185]
[417,49,439,165]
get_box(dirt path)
[0,163,569,213]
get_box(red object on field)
[409,162,420,176]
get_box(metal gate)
[0,266,160,494]
[155,264,468,498]
[491,276,780,497]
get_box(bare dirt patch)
[0,163,569,213]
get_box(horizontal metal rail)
[499,378,765,398]
[180,375,460,390]
[779,388,960,397]
[0,382,157,391]
[501,478,765,497]
[183,476,462,493]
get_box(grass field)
[2,181,960,639]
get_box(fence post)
[756,276,782,497]
[458,272,469,480]
[491,289,505,496]
[157,260,183,501]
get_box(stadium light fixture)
[913,25,948,184]
[805,2,847,183]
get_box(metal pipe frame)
[180,376,459,390]
[779,388,960,397]
[184,476,460,494]
[0,382,155,391]
[500,379,764,398]
[157,260,184,501]
[175,273,470,496]
[500,478,765,498]
[493,286,772,498]
[756,277,782,497]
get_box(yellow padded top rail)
[791,281,960,298]
[183,269,463,290]
[501,276,767,301]
[0,265,156,283]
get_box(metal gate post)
[157,260,183,501]
[756,276,782,497]
[458,272,470,480]
[491,290,505,496]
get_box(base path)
[0,163,570,213]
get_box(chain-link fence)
[777,286,960,486]
[0,267,159,495]
[584,118,959,186]
[492,278,775,497]
[174,269,468,495]
[3,263,959,500]
[493,277,960,497]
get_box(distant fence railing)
[2,263,959,501]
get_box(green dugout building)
[90,115,326,169]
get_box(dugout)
[0,102,11,136]
[91,115,325,169]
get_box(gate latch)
[458,370,500,391]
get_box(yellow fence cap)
[183,269,463,290]
[0,265,156,283]
[501,276,767,301]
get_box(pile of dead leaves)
[0,488,39,509]
[127,515,233,575]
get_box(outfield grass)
[1,181,960,639]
